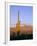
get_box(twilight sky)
[10,5,33,26]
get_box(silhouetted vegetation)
[10,31,33,40]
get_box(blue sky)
[10,5,33,26]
